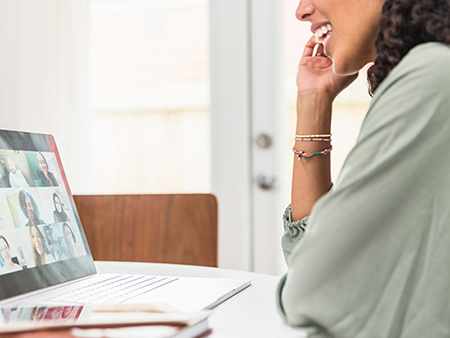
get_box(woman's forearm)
[291,92,333,221]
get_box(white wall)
[0,0,91,193]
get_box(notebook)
[0,129,250,318]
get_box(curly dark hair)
[19,190,40,220]
[367,0,450,96]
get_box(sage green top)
[277,42,450,338]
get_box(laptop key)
[48,274,178,305]
[101,277,179,304]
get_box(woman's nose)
[296,0,315,21]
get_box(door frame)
[210,0,286,274]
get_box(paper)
[71,326,178,338]
[91,303,178,313]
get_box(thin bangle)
[294,136,331,142]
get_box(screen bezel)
[0,129,96,300]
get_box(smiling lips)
[315,23,332,45]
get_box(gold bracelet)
[294,134,332,142]
[294,134,332,138]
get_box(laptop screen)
[0,129,96,300]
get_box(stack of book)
[0,303,212,338]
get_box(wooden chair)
[72,194,218,267]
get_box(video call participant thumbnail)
[36,152,58,187]
[62,223,83,258]
[7,157,30,188]
[0,235,22,273]
[29,224,55,266]
[53,193,70,223]
[19,190,46,227]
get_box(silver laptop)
[0,129,250,322]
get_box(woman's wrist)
[296,91,333,134]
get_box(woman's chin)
[332,61,360,76]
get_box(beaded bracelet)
[294,134,332,138]
[292,145,333,164]
[294,136,332,142]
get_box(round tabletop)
[95,261,308,338]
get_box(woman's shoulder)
[359,43,450,142]
[383,43,450,85]
[406,42,450,57]
[401,42,450,74]
[371,42,450,102]
[411,42,450,56]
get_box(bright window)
[89,0,210,194]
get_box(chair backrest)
[73,194,218,267]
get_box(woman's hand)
[291,36,358,221]
[297,36,358,101]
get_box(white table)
[95,261,308,338]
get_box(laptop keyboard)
[47,274,179,305]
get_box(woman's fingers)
[301,36,329,60]
[314,43,326,57]
[301,36,319,58]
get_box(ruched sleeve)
[281,204,310,262]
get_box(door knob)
[255,134,272,148]
[257,171,275,189]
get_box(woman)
[62,223,83,258]
[36,152,58,187]
[29,224,55,266]
[52,193,70,223]
[0,236,21,273]
[19,190,46,227]
[277,0,450,337]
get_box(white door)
[211,0,287,275]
